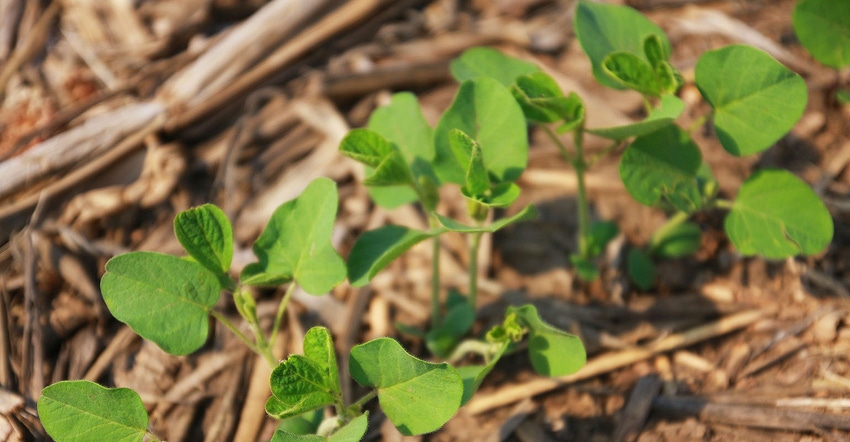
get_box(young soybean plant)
[450,1,834,289]
[37,177,586,441]
[793,0,850,103]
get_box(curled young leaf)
[174,203,233,280]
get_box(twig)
[614,375,662,442]
[464,309,767,415]
[0,1,61,100]
[652,395,850,431]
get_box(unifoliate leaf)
[725,169,833,259]
[449,129,489,195]
[39,381,149,442]
[434,78,528,185]
[462,182,522,209]
[347,225,438,287]
[450,47,540,87]
[367,93,437,209]
[619,125,703,213]
[174,204,233,280]
[627,248,656,290]
[650,220,702,258]
[511,72,565,123]
[241,178,346,294]
[695,45,807,156]
[349,338,463,436]
[603,52,662,96]
[575,0,671,89]
[434,204,537,233]
[793,0,850,68]
[643,34,669,67]
[268,328,341,420]
[508,304,586,377]
[101,252,219,355]
[588,94,684,140]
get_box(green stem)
[348,390,378,414]
[712,198,734,210]
[648,211,691,253]
[210,310,275,366]
[468,230,484,310]
[429,214,441,328]
[542,125,574,163]
[687,111,711,134]
[573,127,591,258]
[446,339,497,364]
[269,282,297,350]
[586,139,623,169]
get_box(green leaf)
[575,0,671,89]
[272,413,368,442]
[339,129,413,187]
[602,52,662,96]
[570,254,600,281]
[268,327,341,419]
[725,169,833,259]
[462,182,522,209]
[434,204,537,233]
[276,409,324,436]
[585,220,620,258]
[650,220,702,258]
[101,252,219,355]
[619,125,703,213]
[695,45,807,156]
[588,94,684,140]
[349,338,463,436]
[508,304,586,377]
[434,78,528,185]
[643,34,669,67]
[350,338,463,436]
[426,291,475,357]
[347,225,438,287]
[240,178,346,294]
[39,380,149,442]
[627,248,656,290]
[511,72,576,124]
[793,0,850,68]
[654,60,684,95]
[366,93,437,209]
[174,204,233,279]
[449,129,490,195]
[450,47,540,87]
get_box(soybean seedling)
[450,1,833,289]
[38,177,587,441]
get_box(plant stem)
[542,125,574,163]
[573,127,591,258]
[349,390,378,413]
[649,210,690,253]
[209,310,274,366]
[713,198,734,210]
[587,139,623,168]
[446,339,497,364]
[468,230,483,310]
[429,213,441,328]
[687,111,712,134]
[269,281,297,350]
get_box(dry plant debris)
[1,0,849,440]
